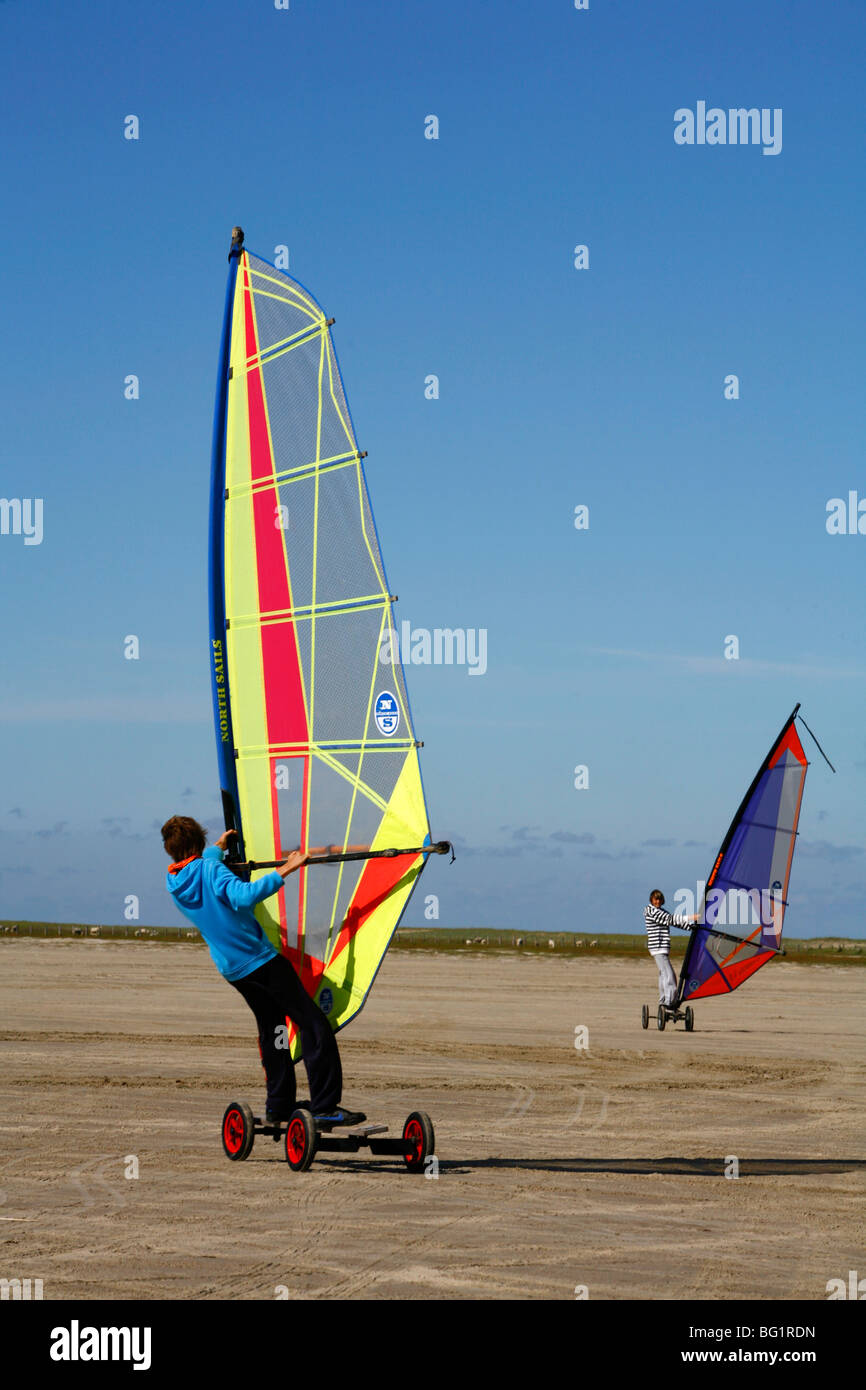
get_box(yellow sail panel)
[321,750,428,1026]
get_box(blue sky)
[0,0,863,934]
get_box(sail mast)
[208,228,246,861]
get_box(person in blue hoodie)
[162,814,364,1126]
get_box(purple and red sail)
[676,706,809,1005]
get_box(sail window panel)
[301,863,359,965]
[258,341,330,477]
[307,765,385,954]
[274,465,388,611]
[703,931,766,973]
[306,607,410,745]
[304,757,383,849]
[721,822,791,900]
[747,757,806,836]
[248,254,319,332]
[271,471,316,616]
[301,758,370,959]
[271,757,307,856]
[315,351,359,463]
[705,886,774,937]
[329,749,410,810]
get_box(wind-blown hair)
[161,816,207,862]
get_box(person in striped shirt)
[645,889,699,1007]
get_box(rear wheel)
[222,1100,255,1161]
[641,1004,649,1030]
[285,1109,317,1172]
[657,1005,666,1031]
[685,1006,694,1032]
[403,1111,435,1172]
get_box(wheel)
[222,1100,255,1161]
[685,1006,694,1032]
[641,1004,649,1029]
[402,1111,435,1172]
[657,1005,666,1031]
[284,1109,317,1172]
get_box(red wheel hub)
[223,1108,245,1155]
[404,1119,423,1163]
[286,1117,307,1164]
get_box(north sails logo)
[212,639,230,743]
[374,691,399,736]
[50,1320,152,1370]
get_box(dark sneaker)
[314,1107,367,1126]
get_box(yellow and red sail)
[210,243,431,1041]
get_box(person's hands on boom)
[279,849,307,879]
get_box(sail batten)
[210,242,433,1038]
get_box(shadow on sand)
[438,1156,866,1177]
[269,1154,866,1178]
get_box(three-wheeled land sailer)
[642,1001,694,1032]
[640,704,832,1033]
[221,1102,435,1174]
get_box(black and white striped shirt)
[644,904,691,955]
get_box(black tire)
[685,1006,694,1032]
[657,1005,666,1031]
[285,1108,317,1172]
[403,1111,435,1172]
[641,1004,649,1030]
[222,1100,255,1161]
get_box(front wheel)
[641,1004,649,1030]
[403,1111,435,1172]
[657,1005,666,1031]
[685,1006,694,1032]
[285,1109,317,1172]
[222,1100,255,1161]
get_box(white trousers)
[653,953,678,1006]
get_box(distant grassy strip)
[0,920,201,943]
[391,928,866,966]
[1,921,863,966]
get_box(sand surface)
[0,939,863,1301]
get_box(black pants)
[230,954,342,1117]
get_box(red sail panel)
[242,262,311,952]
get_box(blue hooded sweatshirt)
[166,847,284,982]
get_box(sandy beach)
[0,939,863,1301]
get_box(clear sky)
[1,0,863,935]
